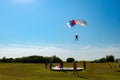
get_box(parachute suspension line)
[75,24,79,41]
[69,29,77,41]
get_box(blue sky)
[0,0,120,60]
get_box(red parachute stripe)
[72,20,76,26]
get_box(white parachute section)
[76,19,87,27]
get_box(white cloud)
[0,45,70,60]
[0,44,120,61]
[78,46,120,60]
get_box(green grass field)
[0,62,120,80]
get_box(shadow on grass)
[117,70,120,72]
[51,70,88,79]
[76,75,88,79]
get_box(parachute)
[66,19,87,41]
[66,19,87,28]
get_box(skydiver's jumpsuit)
[75,34,78,41]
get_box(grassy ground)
[0,62,120,80]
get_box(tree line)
[0,55,61,63]
[0,55,117,63]
[92,55,116,63]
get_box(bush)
[66,58,75,63]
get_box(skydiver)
[75,33,79,41]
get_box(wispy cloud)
[0,44,70,60]
[0,44,120,61]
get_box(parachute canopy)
[66,19,87,28]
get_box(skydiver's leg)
[75,35,79,41]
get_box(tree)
[21,55,44,63]
[52,55,61,63]
[14,58,22,63]
[66,58,75,63]
[1,56,7,62]
[93,55,115,63]
[106,55,114,62]
[99,58,107,63]
[0,55,62,63]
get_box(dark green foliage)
[93,55,115,63]
[14,58,22,62]
[106,55,115,62]
[52,55,61,63]
[0,55,61,63]
[0,57,14,63]
[99,58,107,63]
[66,57,75,63]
